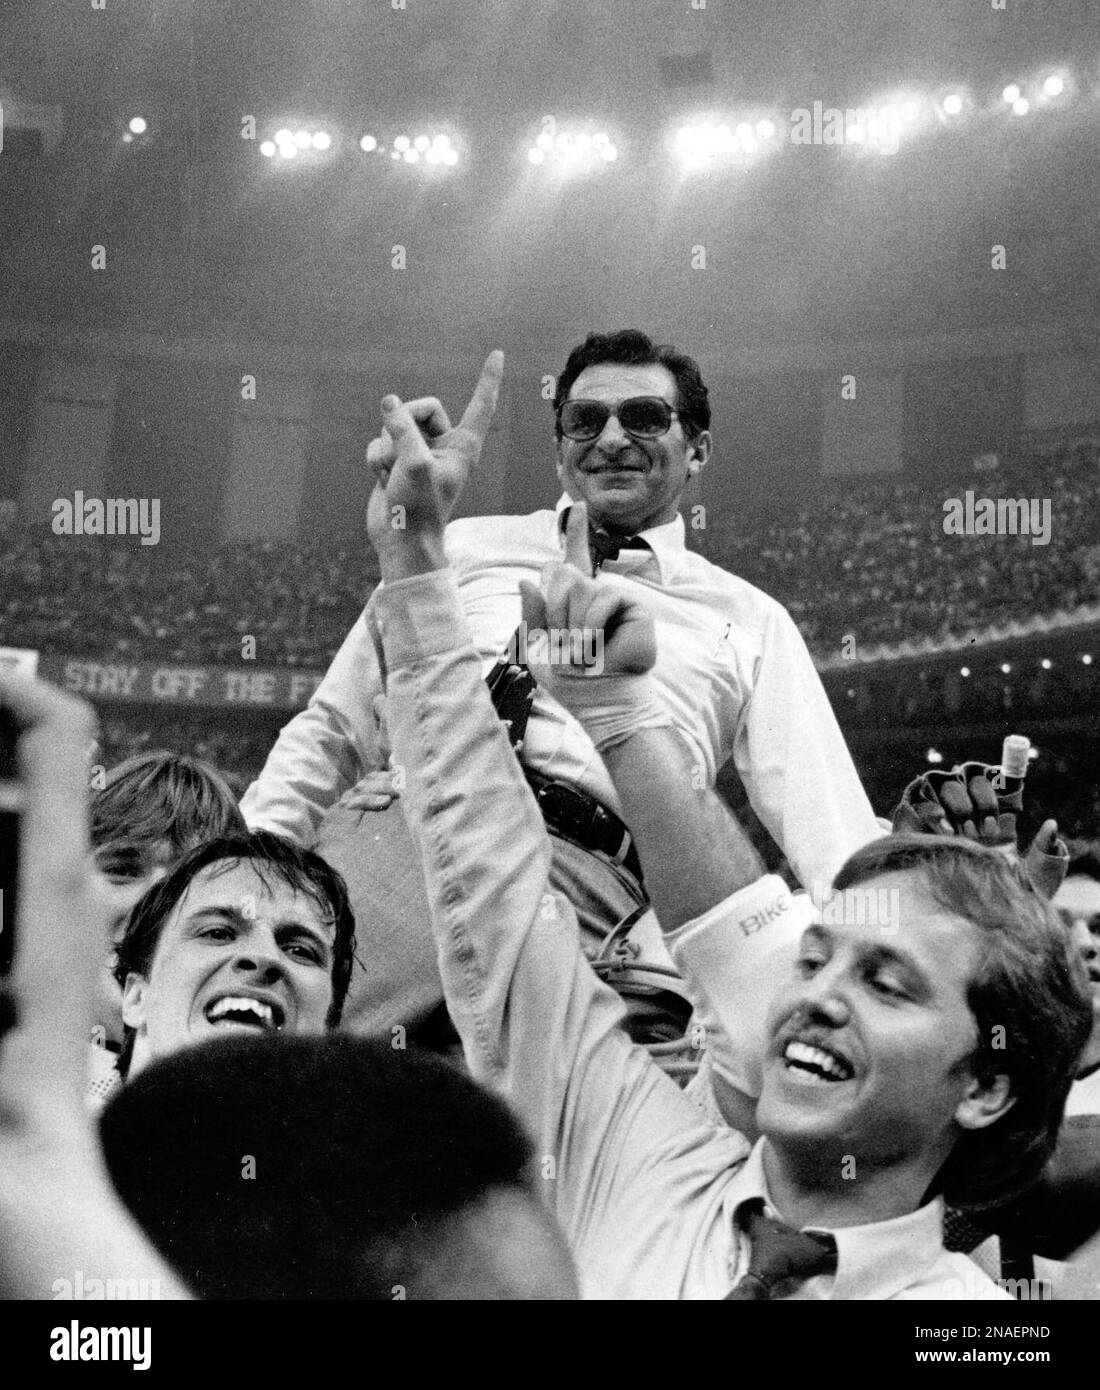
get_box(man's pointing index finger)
[456,350,504,441]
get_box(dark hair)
[99,1033,541,1299]
[834,834,1093,1212]
[113,831,356,1050]
[1065,846,1100,885]
[91,751,246,856]
[552,329,711,442]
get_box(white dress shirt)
[243,498,881,892]
[368,565,1005,1299]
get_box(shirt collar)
[554,493,685,583]
[733,1139,949,1300]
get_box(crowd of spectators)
[1,435,1096,784]
[4,441,1097,678]
[702,435,1100,654]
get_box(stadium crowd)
[2,333,1099,1304]
[2,439,1098,679]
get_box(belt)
[524,768,644,886]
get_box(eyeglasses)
[558,396,680,442]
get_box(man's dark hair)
[834,834,1093,1213]
[113,831,356,1052]
[552,329,711,442]
[1065,845,1100,885]
[91,751,246,857]
[99,1034,543,1299]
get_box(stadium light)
[1002,84,1021,104]
[1083,654,1093,666]
[1042,73,1065,98]
[1000,663,1012,674]
[959,667,970,678]
[128,116,148,135]
[394,135,410,151]
[259,140,276,157]
[527,124,616,171]
[1012,98,1030,116]
[941,92,965,117]
[926,748,944,764]
[359,134,378,152]
[1041,658,1052,670]
[311,131,331,151]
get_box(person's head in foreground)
[1052,845,1100,1072]
[113,830,356,1079]
[757,835,1092,1217]
[100,1033,579,1300]
[552,328,711,536]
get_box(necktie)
[588,526,649,573]
[725,1202,838,1300]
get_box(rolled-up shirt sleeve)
[665,874,815,1099]
[240,611,386,844]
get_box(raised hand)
[366,351,503,566]
[891,758,1068,899]
[0,673,188,1299]
[518,501,656,679]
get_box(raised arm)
[520,505,811,1134]
[241,395,459,844]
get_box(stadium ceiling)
[1,0,1097,352]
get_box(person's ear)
[120,972,150,1032]
[686,430,712,478]
[955,1070,1015,1132]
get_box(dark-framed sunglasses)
[558,396,681,442]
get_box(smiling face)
[121,859,337,1077]
[555,362,710,534]
[757,869,1012,1193]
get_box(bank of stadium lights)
[527,127,617,169]
[349,132,458,165]
[672,118,777,170]
[926,748,944,764]
[387,133,459,166]
[1000,69,1073,116]
[260,126,334,161]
